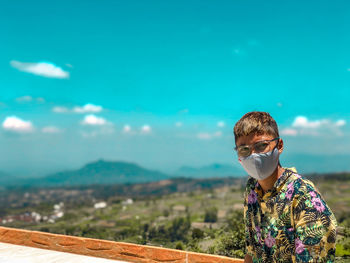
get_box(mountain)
[19,160,169,187]
[0,171,21,188]
[175,163,245,178]
[280,154,350,174]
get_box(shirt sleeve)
[292,186,337,262]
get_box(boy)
[234,112,337,262]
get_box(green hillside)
[13,160,170,187]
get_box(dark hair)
[233,111,279,142]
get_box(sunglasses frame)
[235,137,280,157]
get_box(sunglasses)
[235,137,279,158]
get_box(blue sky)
[1,0,350,177]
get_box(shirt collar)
[249,168,294,199]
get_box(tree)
[168,216,191,242]
[175,241,184,250]
[192,228,204,239]
[215,210,246,258]
[204,207,218,223]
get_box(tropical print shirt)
[244,168,337,262]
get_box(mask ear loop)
[275,138,281,167]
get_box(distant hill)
[0,171,10,181]
[18,160,169,187]
[175,163,245,178]
[0,171,20,188]
[280,154,350,174]
[305,172,350,182]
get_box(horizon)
[1,0,350,177]
[3,155,350,179]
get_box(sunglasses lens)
[238,146,250,157]
[254,142,269,153]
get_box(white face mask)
[239,147,280,180]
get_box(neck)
[258,165,285,193]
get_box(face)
[235,133,284,158]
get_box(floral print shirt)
[244,168,337,262]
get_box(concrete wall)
[0,226,244,263]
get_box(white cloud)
[41,126,62,134]
[284,116,347,137]
[122,124,149,135]
[2,116,34,133]
[80,115,113,137]
[280,128,298,136]
[16,96,32,102]
[335,119,346,127]
[10,60,69,79]
[292,116,346,130]
[52,106,69,113]
[73,104,103,113]
[197,131,222,140]
[123,124,131,133]
[141,125,151,134]
[16,96,45,103]
[175,122,183,127]
[53,104,103,114]
[81,115,108,126]
[292,116,324,128]
[217,121,225,128]
[197,133,211,140]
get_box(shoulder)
[282,171,329,212]
[284,170,318,197]
[288,173,337,226]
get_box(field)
[0,174,349,261]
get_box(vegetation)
[204,207,218,223]
[0,173,349,261]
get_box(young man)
[234,112,337,263]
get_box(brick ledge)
[0,226,244,263]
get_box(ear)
[277,138,284,154]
